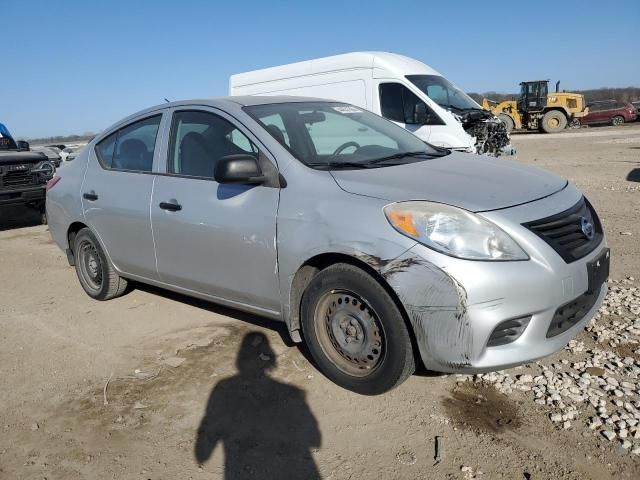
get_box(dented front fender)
[357,250,473,371]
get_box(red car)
[580,100,637,126]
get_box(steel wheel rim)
[78,240,103,291]
[548,117,559,129]
[313,290,385,377]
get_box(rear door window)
[95,115,161,171]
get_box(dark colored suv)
[0,122,56,224]
[581,100,637,126]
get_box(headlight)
[384,201,528,261]
[31,161,56,177]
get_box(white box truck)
[230,51,511,156]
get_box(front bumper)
[383,185,608,373]
[0,186,46,207]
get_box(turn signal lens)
[387,210,418,236]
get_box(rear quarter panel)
[46,148,90,251]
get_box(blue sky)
[2,0,639,138]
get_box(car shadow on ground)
[0,206,42,231]
[194,331,322,479]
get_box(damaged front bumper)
[380,239,607,374]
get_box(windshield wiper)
[307,161,373,170]
[365,150,448,165]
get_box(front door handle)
[83,191,98,201]
[159,200,182,212]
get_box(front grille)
[523,197,602,263]
[546,290,600,338]
[0,168,37,189]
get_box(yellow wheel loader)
[482,80,588,133]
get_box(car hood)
[0,151,48,165]
[330,152,568,212]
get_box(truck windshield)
[407,75,481,112]
[0,123,18,150]
[245,102,446,169]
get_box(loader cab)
[518,80,548,113]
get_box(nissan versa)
[46,97,609,394]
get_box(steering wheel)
[332,141,361,156]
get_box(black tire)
[498,114,514,133]
[40,211,47,225]
[300,263,415,395]
[612,115,624,126]
[73,228,128,300]
[541,110,568,133]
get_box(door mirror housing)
[17,140,30,151]
[214,154,265,185]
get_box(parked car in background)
[47,97,608,394]
[60,146,82,162]
[46,144,66,151]
[31,146,62,167]
[65,146,84,162]
[580,100,637,126]
[1,122,56,224]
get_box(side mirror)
[214,154,265,185]
[17,140,30,151]
[413,103,429,124]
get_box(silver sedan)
[46,96,609,394]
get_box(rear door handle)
[83,191,98,201]
[159,200,182,212]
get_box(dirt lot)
[1,124,639,480]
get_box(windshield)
[0,122,18,150]
[407,75,481,112]
[245,102,445,169]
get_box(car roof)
[95,96,345,142]
[158,95,338,111]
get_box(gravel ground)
[0,124,639,479]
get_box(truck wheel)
[40,211,48,225]
[300,263,415,395]
[541,110,568,133]
[612,116,624,126]
[73,228,128,300]
[498,114,514,133]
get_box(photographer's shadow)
[195,331,321,479]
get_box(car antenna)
[164,98,171,103]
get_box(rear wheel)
[301,263,415,395]
[498,114,514,133]
[541,110,568,133]
[612,115,624,126]
[73,228,128,300]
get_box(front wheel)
[612,115,624,126]
[73,228,128,300]
[301,264,415,395]
[541,110,568,133]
